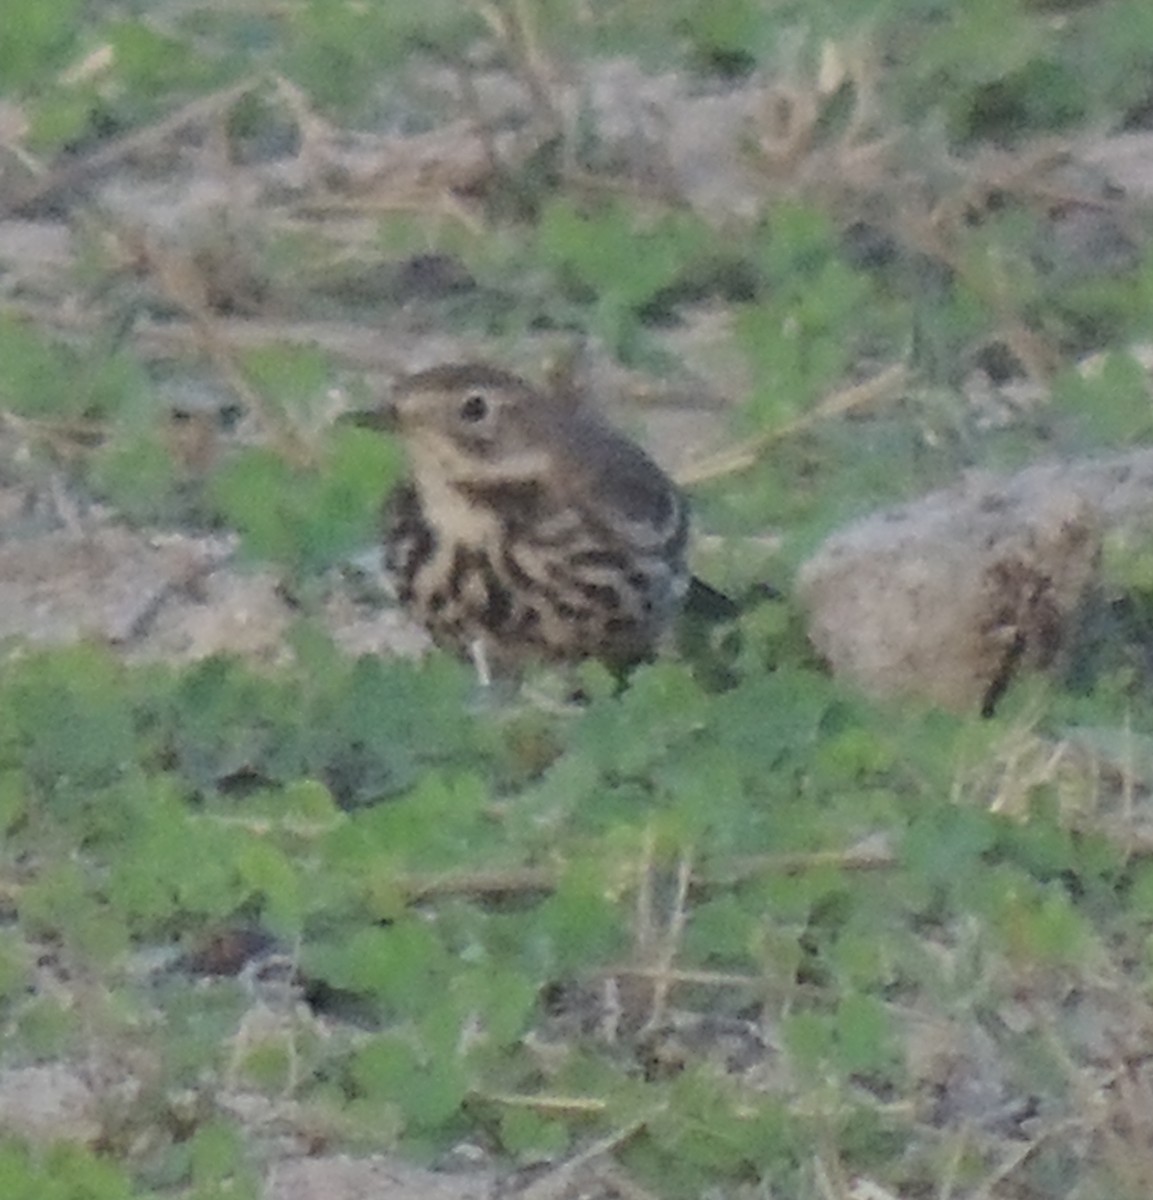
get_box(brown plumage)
[357,363,731,677]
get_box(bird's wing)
[541,408,684,543]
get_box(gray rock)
[794,453,1153,710]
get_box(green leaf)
[903,802,999,897]
[188,1120,247,1186]
[237,345,330,426]
[89,424,183,521]
[0,931,30,1003]
[15,996,80,1060]
[26,88,95,151]
[107,19,213,98]
[498,1106,571,1160]
[781,1010,834,1076]
[284,0,477,112]
[305,921,452,1015]
[209,425,400,575]
[1052,353,1153,446]
[444,964,538,1051]
[835,992,895,1076]
[20,860,130,966]
[534,858,627,975]
[680,0,766,59]
[0,318,110,419]
[0,0,84,90]
[0,770,27,834]
[234,839,303,937]
[1,645,137,804]
[534,198,713,352]
[349,1033,469,1130]
[208,448,303,565]
[976,868,1091,968]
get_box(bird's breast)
[386,473,687,671]
[416,470,506,547]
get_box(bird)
[352,362,736,683]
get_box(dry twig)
[675,362,909,487]
[1,78,261,216]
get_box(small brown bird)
[356,363,733,681]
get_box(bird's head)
[352,363,558,487]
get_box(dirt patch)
[266,1155,496,1200]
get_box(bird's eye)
[459,392,488,423]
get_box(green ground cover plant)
[1,637,1150,1196]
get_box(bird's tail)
[683,575,742,622]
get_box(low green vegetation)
[0,634,1145,1197]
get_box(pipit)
[354,362,734,682]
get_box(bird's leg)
[463,637,521,714]
[467,637,580,715]
[468,636,493,689]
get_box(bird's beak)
[340,402,399,433]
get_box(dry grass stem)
[2,78,261,217]
[598,964,761,989]
[116,230,316,466]
[481,1091,608,1114]
[396,836,896,902]
[473,0,562,133]
[675,362,909,486]
[970,1119,1082,1200]
[512,1112,656,1200]
[631,847,694,1034]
